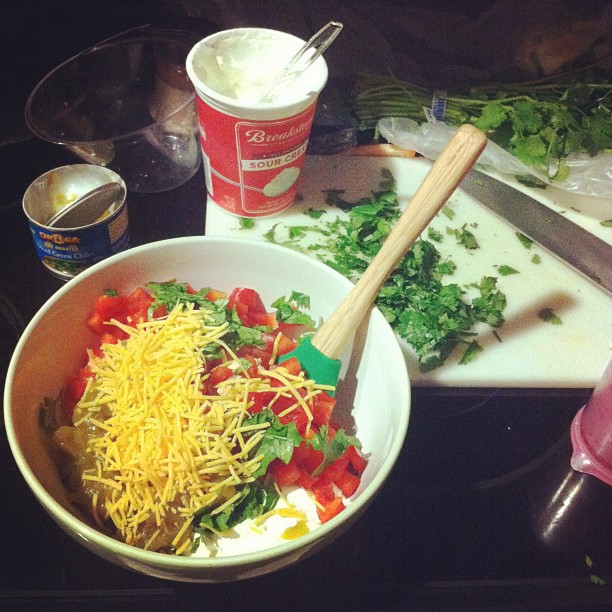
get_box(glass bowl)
[25,26,202,193]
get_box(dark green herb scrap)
[310,426,361,477]
[538,307,562,325]
[239,217,255,229]
[446,224,479,249]
[271,292,316,327]
[516,233,534,249]
[458,340,483,365]
[146,281,213,313]
[193,480,279,538]
[441,206,456,220]
[304,208,327,219]
[497,265,519,276]
[427,227,443,242]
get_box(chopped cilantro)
[288,226,310,239]
[146,281,217,315]
[193,480,279,537]
[458,340,483,365]
[538,308,562,325]
[239,217,255,229]
[271,292,316,326]
[516,233,534,249]
[309,425,361,476]
[243,410,303,477]
[601,219,612,227]
[262,171,508,370]
[531,254,541,264]
[516,175,548,189]
[441,206,456,220]
[427,227,443,242]
[446,225,479,249]
[497,265,519,276]
[304,208,326,219]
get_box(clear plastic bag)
[378,117,612,199]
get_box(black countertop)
[2,3,612,610]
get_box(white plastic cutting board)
[205,155,612,388]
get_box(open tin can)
[23,165,129,281]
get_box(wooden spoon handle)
[311,123,488,360]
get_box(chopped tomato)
[125,287,153,313]
[94,294,127,319]
[204,365,233,394]
[153,304,168,318]
[228,287,273,328]
[293,441,324,473]
[312,481,336,505]
[278,405,310,436]
[242,355,258,378]
[247,390,276,413]
[295,468,317,490]
[316,497,344,523]
[64,365,94,412]
[99,332,119,346]
[236,344,273,366]
[277,322,311,340]
[335,469,361,498]
[86,311,107,335]
[275,334,298,356]
[205,288,227,302]
[276,356,301,377]
[320,454,350,484]
[92,333,119,357]
[269,458,301,487]
[311,392,336,427]
[263,332,297,357]
[346,444,367,476]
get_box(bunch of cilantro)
[263,169,507,371]
[354,68,612,178]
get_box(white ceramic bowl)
[4,236,410,582]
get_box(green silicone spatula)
[279,124,488,391]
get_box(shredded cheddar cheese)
[69,302,325,554]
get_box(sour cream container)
[23,165,129,281]
[186,28,328,218]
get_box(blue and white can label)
[23,165,130,281]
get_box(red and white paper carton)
[186,28,328,218]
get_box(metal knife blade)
[459,169,612,295]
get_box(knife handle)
[311,123,487,360]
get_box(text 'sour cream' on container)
[23,165,129,281]
[186,28,328,218]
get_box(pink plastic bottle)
[571,359,612,485]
